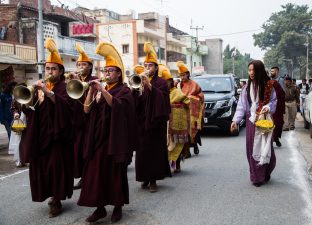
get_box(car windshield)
[193,77,233,93]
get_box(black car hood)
[203,92,233,102]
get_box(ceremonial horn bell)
[13,85,35,105]
[66,79,89,99]
[129,75,142,89]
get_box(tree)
[253,3,312,78]
[223,44,252,78]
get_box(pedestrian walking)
[77,42,136,223]
[0,81,16,140]
[160,66,190,173]
[298,79,310,114]
[134,42,171,193]
[177,61,204,156]
[19,38,74,217]
[231,60,277,187]
[283,77,300,131]
[270,66,286,91]
[270,66,285,147]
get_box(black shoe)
[283,128,289,131]
[185,152,192,159]
[141,181,149,189]
[290,127,295,130]
[194,146,199,155]
[253,182,263,187]
[275,139,282,147]
[111,206,122,223]
[265,175,271,183]
[86,207,107,223]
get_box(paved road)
[1,127,312,225]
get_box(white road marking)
[0,169,29,181]
[287,131,312,223]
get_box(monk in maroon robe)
[78,42,135,223]
[20,55,74,217]
[68,58,97,189]
[134,59,171,193]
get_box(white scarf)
[250,83,272,165]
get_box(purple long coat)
[233,85,277,184]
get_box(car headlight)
[214,99,231,109]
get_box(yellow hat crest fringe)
[144,42,158,64]
[76,43,92,63]
[96,42,125,82]
[177,61,189,74]
[45,38,63,66]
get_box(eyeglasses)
[103,68,118,73]
[144,63,155,68]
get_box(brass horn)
[129,75,142,89]
[66,77,109,99]
[13,75,52,105]
[66,79,89,99]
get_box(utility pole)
[306,35,309,80]
[37,0,45,79]
[231,48,236,74]
[190,25,204,74]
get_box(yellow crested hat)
[96,42,125,82]
[133,64,144,75]
[76,43,92,63]
[158,64,172,80]
[45,38,63,66]
[144,42,158,64]
[177,61,189,74]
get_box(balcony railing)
[0,41,37,62]
[56,35,101,60]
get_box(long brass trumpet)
[66,77,109,99]
[13,75,52,105]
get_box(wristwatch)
[47,91,55,98]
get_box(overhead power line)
[200,29,263,38]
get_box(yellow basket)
[255,119,275,134]
[11,119,26,134]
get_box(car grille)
[204,102,215,109]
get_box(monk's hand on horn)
[140,74,152,91]
[89,80,103,92]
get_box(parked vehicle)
[303,91,312,138]
[192,74,244,136]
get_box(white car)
[303,91,312,138]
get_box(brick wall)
[9,0,52,11]
[0,5,19,43]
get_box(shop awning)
[0,53,37,65]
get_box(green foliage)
[223,44,252,79]
[253,3,312,78]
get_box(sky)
[50,0,312,60]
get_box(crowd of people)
[1,37,311,222]
[0,39,204,222]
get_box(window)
[194,62,196,67]
[122,44,129,54]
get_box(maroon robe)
[78,84,135,207]
[72,75,98,178]
[21,80,73,202]
[272,82,285,141]
[134,74,172,182]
